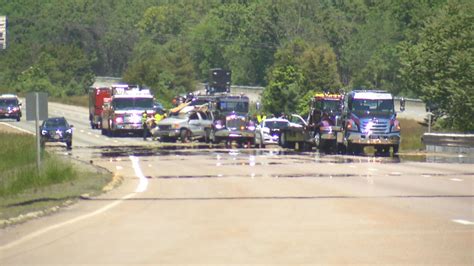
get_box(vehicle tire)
[204,128,211,143]
[347,143,362,155]
[260,135,265,149]
[280,132,287,148]
[314,133,321,150]
[180,129,191,143]
[66,140,72,150]
[210,129,217,144]
[393,145,399,155]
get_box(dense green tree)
[399,0,473,131]
[123,38,196,107]
[263,39,340,115]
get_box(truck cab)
[101,85,155,137]
[341,90,404,155]
[211,95,255,147]
[310,93,344,152]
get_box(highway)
[0,101,473,265]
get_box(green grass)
[49,94,89,107]
[399,118,427,151]
[0,132,112,222]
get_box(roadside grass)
[50,94,88,107]
[400,118,427,151]
[0,132,112,221]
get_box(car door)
[188,112,202,136]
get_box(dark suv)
[40,117,74,149]
[0,94,22,121]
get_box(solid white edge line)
[0,156,149,250]
[0,122,34,135]
[130,155,148,193]
[0,193,136,251]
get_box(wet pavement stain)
[72,144,474,164]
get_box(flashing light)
[41,130,47,135]
[391,119,401,132]
[247,125,256,131]
[315,93,342,100]
[115,116,124,124]
[346,119,358,131]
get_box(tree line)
[0,0,472,131]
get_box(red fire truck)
[89,87,112,129]
[101,85,155,137]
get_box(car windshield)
[113,98,153,110]
[218,101,249,113]
[351,99,394,116]
[0,99,18,106]
[44,118,68,128]
[264,121,289,129]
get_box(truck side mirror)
[400,98,406,112]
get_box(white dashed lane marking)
[452,219,474,225]
[449,178,463,182]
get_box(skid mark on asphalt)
[0,156,148,251]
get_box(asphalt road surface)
[0,101,472,265]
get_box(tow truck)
[209,95,255,147]
[279,92,344,152]
[101,85,155,137]
[339,90,405,155]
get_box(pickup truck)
[153,104,213,143]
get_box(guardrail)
[422,133,474,153]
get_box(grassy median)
[399,118,427,151]
[0,132,112,223]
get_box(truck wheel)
[393,145,399,155]
[347,143,362,155]
[204,129,211,143]
[280,132,287,148]
[180,129,191,143]
[260,136,265,149]
[314,133,321,149]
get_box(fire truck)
[88,87,111,129]
[279,92,344,152]
[101,85,155,137]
